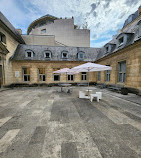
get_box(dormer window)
[25,50,34,58]
[0,32,6,44]
[78,51,85,60]
[119,36,124,46]
[105,46,109,54]
[104,43,116,54]
[41,29,46,33]
[62,51,68,59]
[137,20,141,38]
[44,50,52,59]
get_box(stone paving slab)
[61,142,79,158]
[0,87,140,158]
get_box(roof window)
[118,36,124,46]
[61,51,68,59]
[25,50,34,58]
[44,50,52,59]
[78,52,85,60]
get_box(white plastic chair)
[96,92,102,99]
[79,91,90,99]
[90,94,100,102]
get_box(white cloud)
[0,0,140,47]
[29,0,140,47]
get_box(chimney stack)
[16,29,22,35]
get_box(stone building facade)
[0,5,141,95]
[0,41,9,87]
[22,15,90,47]
[0,12,25,87]
[94,8,141,95]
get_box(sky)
[0,0,140,47]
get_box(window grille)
[106,70,110,81]
[68,74,74,81]
[23,68,30,81]
[38,68,46,81]
[81,72,87,81]
[97,72,101,81]
[118,61,126,83]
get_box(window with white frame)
[81,72,87,81]
[118,36,124,46]
[0,32,6,44]
[25,50,34,58]
[106,70,110,82]
[97,71,101,81]
[78,52,84,59]
[44,51,51,58]
[23,68,30,81]
[62,51,68,59]
[38,68,46,81]
[118,61,126,83]
[68,74,74,81]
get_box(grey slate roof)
[96,15,141,61]
[9,5,141,62]
[0,11,25,44]
[11,44,100,62]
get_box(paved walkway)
[0,87,141,158]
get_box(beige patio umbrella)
[72,62,112,93]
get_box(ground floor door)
[0,65,3,88]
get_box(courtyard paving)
[0,87,141,158]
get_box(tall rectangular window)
[106,70,110,82]
[68,74,74,81]
[53,68,60,81]
[0,32,6,44]
[38,68,46,81]
[118,61,126,83]
[81,72,87,81]
[23,68,30,81]
[97,71,101,81]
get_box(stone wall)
[22,34,62,46]
[0,27,19,85]
[29,18,90,47]
[12,61,95,84]
[95,40,141,93]
[0,50,6,86]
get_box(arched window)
[44,50,52,59]
[25,50,34,58]
[61,51,68,59]
[78,51,85,60]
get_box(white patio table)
[58,83,72,93]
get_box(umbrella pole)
[88,68,90,96]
